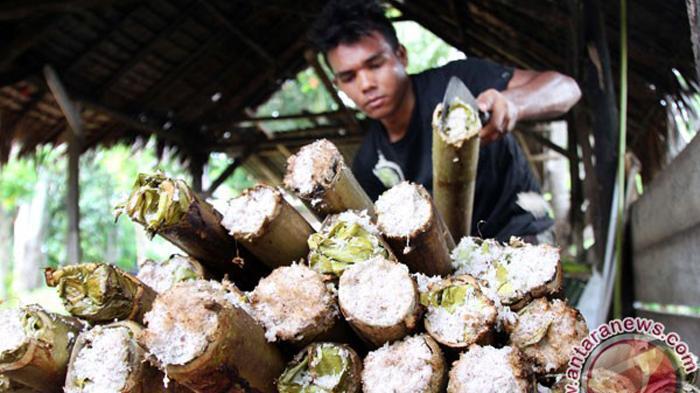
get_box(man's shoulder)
[412,57,514,95]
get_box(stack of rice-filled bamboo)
[1,133,604,393]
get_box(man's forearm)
[503,71,582,122]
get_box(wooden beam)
[204,150,252,196]
[304,49,361,134]
[200,0,276,66]
[244,154,282,186]
[687,0,700,81]
[516,128,572,159]
[447,0,467,47]
[43,65,82,263]
[0,0,137,20]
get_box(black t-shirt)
[351,58,553,241]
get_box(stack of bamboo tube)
[0,137,616,393]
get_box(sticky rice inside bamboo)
[448,345,528,393]
[221,186,278,236]
[284,139,342,197]
[362,335,439,393]
[339,257,416,327]
[375,182,431,238]
[250,264,337,342]
[141,280,226,366]
[137,255,203,294]
[0,310,27,361]
[438,99,481,146]
[67,326,131,393]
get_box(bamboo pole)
[431,100,482,241]
[0,305,85,393]
[277,342,362,393]
[139,280,284,393]
[284,139,375,219]
[222,185,313,269]
[375,182,454,276]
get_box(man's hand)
[476,89,519,144]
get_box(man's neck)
[380,78,415,143]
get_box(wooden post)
[189,153,206,194]
[44,65,82,264]
[688,0,700,82]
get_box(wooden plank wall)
[631,134,700,356]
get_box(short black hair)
[309,0,399,54]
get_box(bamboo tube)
[447,345,531,393]
[115,172,268,290]
[375,182,454,276]
[338,256,422,347]
[421,275,497,349]
[64,321,190,393]
[284,139,374,219]
[506,298,588,375]
[431,100,482,241]
[0,305,85,393]
[0,377,36,393]
[277,342,362,393]
[308,210,396,279]
[362,334,446,393]
[139,280,284,393]
[45,263,157,324]
[221,184,313,269]
[248,264,341,345]
[137,254,207,294]
[451,237,563,310]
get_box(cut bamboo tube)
[64,321,189,393]
[277,342,362,393]
[284,139,374,219]
[432,100,482,241]
[45,263,157,324]
[421,275,497,349]
[447,345,531,393]
[375,182,454,276]
[362,334,446,393]
[248,264,341,345]
[115,172,268,290]
[137,254,207,294]
[338,256,422,347]
[308,210,397,279]
[221,184,313,269]
[506,298,588,375]
[139,280,284,393]
[0,305,85,393]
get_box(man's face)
[326,32,409,120]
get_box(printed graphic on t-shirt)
[372,150,404,189]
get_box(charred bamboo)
[308,210,396,279]
[375,182,454,276]
[277,342,362,393]
[115,172,268,290]
[284,139,374,219]
[0,305,85,393]
[139,280,284,393]
[222,185,313,269]
[338,257,421,347]
[45,263,157,324]
[362,334,446,393]
[137,254,207,294]
[432,99,482,241]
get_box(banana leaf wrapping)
[362,334,446,393]
[115,172,268,290]
[284,139,375,220]
[65,321,190,393]
[139,280,284,393]
[0,305,85,393]
[506,298,588,375]
[375,182,455,276]
[137,254,207,294]
[431,99,482,241]
[338,257,422,347]
[222,184,313,269]
[45,263,157,324]
[421,275,497,349]
[277,342,362,393]
[308,210,396,279]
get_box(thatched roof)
[0,0,695,181]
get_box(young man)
[309,1,581,243]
